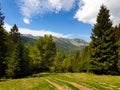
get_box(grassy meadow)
[0,73,120,90]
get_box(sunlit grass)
[0,77,55,90]
[0,73,120,90]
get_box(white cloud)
[4,23,91,41]
[17,0,75,23]
[4,23,71,38]
[74,0,120,25]
[23,17,30,24]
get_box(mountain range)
[21,34,88,54]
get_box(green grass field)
[0,73,120,90]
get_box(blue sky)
[1,0,120,42]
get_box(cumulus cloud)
[4,23,71,38]
[23,17,30,24]
[17,0,75,24]
[74,0,120,25]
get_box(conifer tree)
[8,24,30,78]
[14,42,30,78]
[5,24,21,78]
[0,5,8,77]
[114,25,120,74]
[10,24,20,44]
[89,5,118,74]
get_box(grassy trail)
[55,78,92,90]
[0,73,120,90]
[45,79,71,90]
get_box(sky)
[1,0,120,42]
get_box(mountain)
[21,34,88,54]
[53,37,88,54]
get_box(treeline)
[0,4,120,79]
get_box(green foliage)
[89,5,118,75]
[1,2,120,78]
[5,24,30,78]
[71,51,80,72]
[14,42,30,78]
[114,25,120,73]
[79,46,90,72]
[62,56,73,72]
[5,24,21,78]
[0,6,8,77]
[37,35,56,71]
[29,45,42,73]
[5,39,17,78]
[52,53,65,72]
[29,35,56,73]
[10,24,20,44]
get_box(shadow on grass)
[0,79,9,82]
[31,73,57,78]
[0,73,57,81]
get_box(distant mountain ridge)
[21,34,88,54]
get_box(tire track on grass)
[56,78,93,90]
[45,79,72,90]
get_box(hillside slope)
[21,34,88,54]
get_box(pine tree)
[10,24,20,44]
[14,42,30,78]
[5,38,18,78]
[5,24,21,78]
[89,5,118,75]
[114,25,120,74]
[0,5,8,77]
[8,24,30,78]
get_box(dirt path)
[56,78,93,90]
[45,79,72,90]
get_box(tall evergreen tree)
[5,24,21,78]
[0,5,8,77]
[7,24,30,78]
[114,25,120,73]
[89,5,118,75]
[14,42,30,78]
[10,24,20,44]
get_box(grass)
[0,77,55,90]
[47,77,79,90]
[0,73,120,90]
